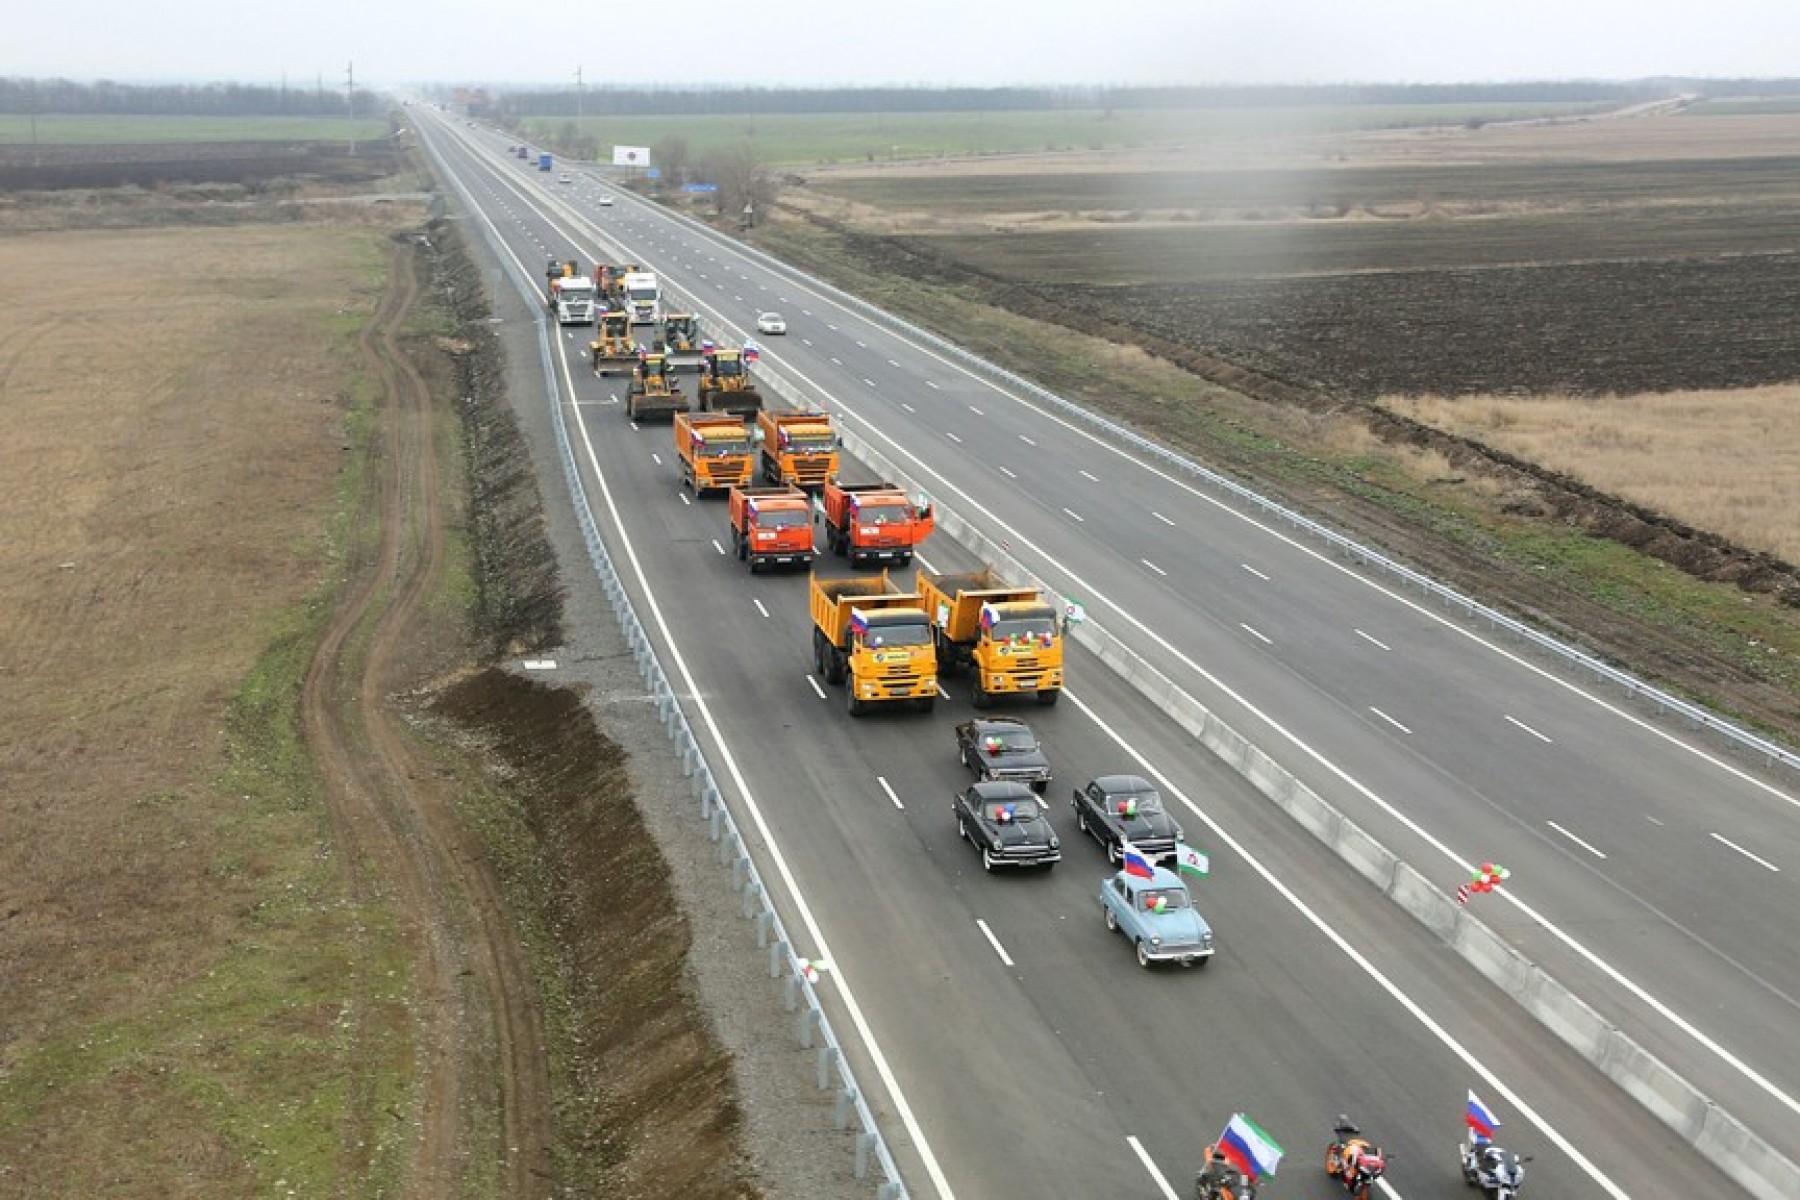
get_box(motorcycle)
[1323,1115,1388,1199]
[1461,1139,1531,1199]
[1194,1146,1259,1200]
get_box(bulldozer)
[589,311,638,375]
[626,352,689,422]
[698,349,764,417]
[661,313,704,371]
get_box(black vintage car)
[953,781,1061,872]
[954,717,1052,793]
[1072,775,1185,863]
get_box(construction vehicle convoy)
[544,259,597,326]
[589,312,638,374]
[661,313,705,371]
[727,485,815,572]
[809,572,938,715]
[674,412,754,496]
[698,349,764,417]
[627,353,688,423]
[757,410,839,490]
[821,480,935,566]
[916,568,1064,707]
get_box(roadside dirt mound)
[0,140,406,191]
[431,668,760,1200]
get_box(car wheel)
[958,816,969,842]
[1107,839,1121,864]
[1104,905,1118,931]
[1135,941,1152,970]
[959,744,972,770]
[1195,955,1210,969]
[982,846,998,873]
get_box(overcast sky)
[9,0,1798,88]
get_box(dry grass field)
[0,221,421,1195]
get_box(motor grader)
[698,349,764,417]
[589,311,638,375]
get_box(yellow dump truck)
[673,411,754,496]
[758,409,839,490]
[915,568,1063,707]
[809,571,938,716]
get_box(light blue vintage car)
[1100,866,1214,968]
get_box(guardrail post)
[799,1006,820,1048]
[733,853,750,890]
[768,933,784,969]
[783,971,799,1013]
[817,1045,838,1089]
[709,804,724,842]
[856,1132,875,1179]
[835,1086,856,1130]
[740,878,760,919]
[879,1181,902,1200]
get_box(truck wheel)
[1035,688,1061,707]
[915,694,935,714]
[846,689,866,718]
[825,647,847,686]
[831,528,846,557]
[971,683,993,710]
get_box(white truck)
[622,270,663,325]
[544,259,598,326]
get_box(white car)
[756,312,787,335]
[598,193,615,207]
[557,172,572,184]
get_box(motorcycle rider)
[1194,1144,1257,1200]
[1325,1115,1386,1197]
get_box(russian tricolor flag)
[850,610,870,637]
[1121,840,1155,880]
[1216,1113,1283,1179]
[1466,1090,1500,1142]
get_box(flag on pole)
[1217,1113,1284,1179]
[1466,1091,1500,1142]
[1120,840,1155,880]
[1174,840,1211,879]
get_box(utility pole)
[576,65,584,121]
[345,61,356,157]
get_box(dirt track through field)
[298,238,553,1198]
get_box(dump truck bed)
[916,570,1046,644]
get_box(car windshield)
[855,503,911,525]
[981,728,1038,753]
[984,800,1040,823]
[560,286,594,302]
[1110,791,1163,816]
[713,357,743,377]
[989,615,1056,643]
[861,621,929,648]
[703,438,751,458]
[1139,888,1189,911]
[756,508,807,528]
[761,313,782,324]
[786,434,834,452]
[628,286,657,301]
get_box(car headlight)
[1048,837,1060,849]
[1150,936,1162,947]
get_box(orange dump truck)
[915,568,1064,707]
[758,409,839,491]
[820,480,934,567]
[809,571,937,715]
[673,411,754,496]
[728,485,815,572]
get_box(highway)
[412,110,1790,1197]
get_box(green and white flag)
[1174,840,1211,879]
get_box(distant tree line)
[0,77,379,117]
[494,78,1800,118]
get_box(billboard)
[611,145,652,167]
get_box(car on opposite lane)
[953,781,1060,872]
[1072,775,1185,864]
[956,717,1052,793]
[756,312,787,335]
[1101,866,1214,968]
[598,193,615,206]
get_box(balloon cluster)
[1455,862,1511,906]
[1149,895,1169,914]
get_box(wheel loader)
[698,349,764,417]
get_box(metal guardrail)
[428,123,909,1199]
[653,203,1800,777]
